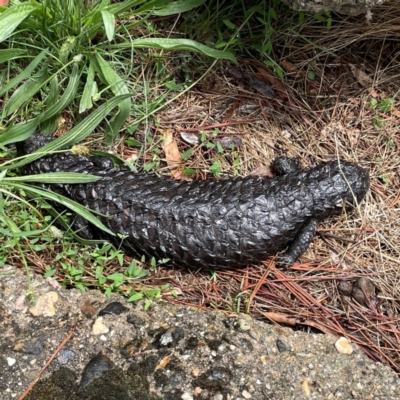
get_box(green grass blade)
[107,0,153,15]
[7,93,132,169]
[101,10,115,42]
[3,64,49,117]
[41,63,81,121]
[94,54,130,144]
[0,49,48,97]
[133,38,237,62]
[9,182,115,235]
[4,172,101,184]
[134,0,176,14]
[0,3,37,42]
[79,62,95,113]
[40,75,59,134]
[153,0,206,16]
[0,48,27,63]
[0,118,40,146]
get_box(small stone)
[238,318,251,331]
[98,301,128,316]
[81,300,98,317]
[191,368,200,377]
[260,355,268,364]
[193,387,202,395]
[335,337,353,355]
[276,339,287,352]
[57,349,75,365]
[13,337,45,355]
[242,389,252,399]
[158,327,185,347]
[301,379,311,396]
[80,353,115,388]
[338,281,353,296]
[15,295,26,311]
[352,277,375,306]
[181,392,193,400]
[29,292,59,317]
[194,367,232,390]
[126,314,144,326]
[92,317,109,335]
[7,357,16,366]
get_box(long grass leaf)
[41,63,81,121]
[101,10,115,42]
[153,0,205,16]
[9,182,115,235]
[0,3,37,42]
[107,0,150,15]
[0,49,47,97]
[8,93,132,169]
[4,172,101,184]
[79,62,95,113]
[0,118,40,146]
[133,38,237,62]
[4,64,49,117]
[0,48,27,63]
[40,75,59,134]
[95,54,130,144]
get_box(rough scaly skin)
[17,134,370,269]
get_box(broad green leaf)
[128,292,143,302]
[132,38,237,62]
[94,54,130,144]
[4,172,101,184]
[79,61,95,113]
[9,182,115,235]
[0,4,36,42]
[7,93,132,169]
[0,48,27,63]
[3,64,49,117]
[101,10,115,42]
[153,0,205,16]
[0,49,47,97]
[0,118,40,146]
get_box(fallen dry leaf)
[162,129,183,179]
[349,64,374,87]
[248,166,272,176]
[281,60,298,73]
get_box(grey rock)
[1,267,399,400]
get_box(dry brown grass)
[148,4,400,375]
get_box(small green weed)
[369,97,395,129]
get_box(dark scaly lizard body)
[17,134,370,269]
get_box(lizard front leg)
[277,218,317,268]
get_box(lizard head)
[312,160,370,217]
